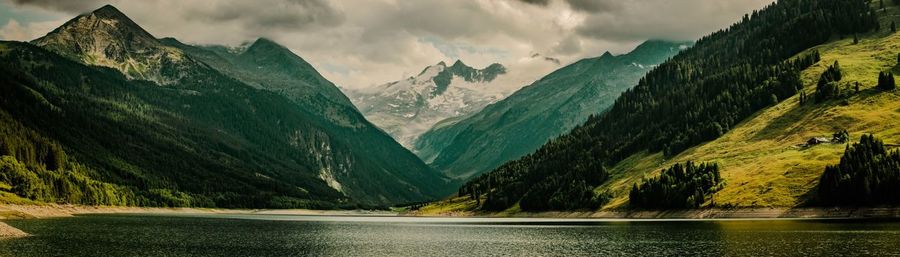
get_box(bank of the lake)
[3,213,900,256]
[410,206,900,219]
[0,203,399,238]
[0,221,26,238]
[0,204,397,220]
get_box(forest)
[818,135,900,205]
[629,162,722,209]
[0,42,354,209]
[460,0,878,211]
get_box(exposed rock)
[806,137,831,146]
[32,5,201,85]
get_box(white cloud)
[3,0,774,92]
[0,18,65,41]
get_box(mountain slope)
[599,14,900,209]
[415,40,689,180]
[32,5,199,86]
[345,60,507,147]
[1,5,448,207]
[446,0,881,212]
[160,37,359,127]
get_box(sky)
[0,0,771,91]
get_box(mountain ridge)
[1,5,450,207]
[346,60,508,147]
[414,40,691,181]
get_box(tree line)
[629,162,722,209]
[459,0,878,211]
[818,135,900,205]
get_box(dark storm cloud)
[564,0,621,13]
[186,0,344,31]
[10,0,106,13]
[10,0,344,31]
[574,0,770,42]
[517,0,550,6]
[516,0,619,13]
[2,0,774,91]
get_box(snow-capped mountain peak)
[346,60,507,148]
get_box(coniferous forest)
[460,0,878,211]
[629,162,722,209]
[818,135,900,205]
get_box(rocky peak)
[32,4,193,85]
[600,51,614,59]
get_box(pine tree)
[879,72,896,90]
[818,134,900,205]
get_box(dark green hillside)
[461,0,878,211]
[0,41,344,208]
[161,38,357,122]
[0,5,449,207]
[160,37,451,204]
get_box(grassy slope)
[418,5,900,215]
[599,10,900,209]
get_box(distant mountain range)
[414,40,691,180]
[345,60,508,147]
[0,5,449,208]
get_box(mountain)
[160,37,359,127]
[32,5,198,86]
[0,5,448,207]
[414,40,689,180]
[425,0,884,213]
[345,60,507,147]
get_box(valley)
[0,0,898,217]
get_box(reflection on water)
[1,214,899,257]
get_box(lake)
[1,214,899,256]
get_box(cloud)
[517,0,550,6]
[2,0,773,92]
[575,0,771,42]
[564,0,621,13]
[0,18,65,41]
[9,0,106,13]
[184,0,344,31]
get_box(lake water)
[1,214,899,256]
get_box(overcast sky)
[0,0,771,90]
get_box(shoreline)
[0,203,398,238]
[3,203,900,220]
[3,203,900,221]
[410,207,900,219]
[3,204,900,239]
[0,204,398,220]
